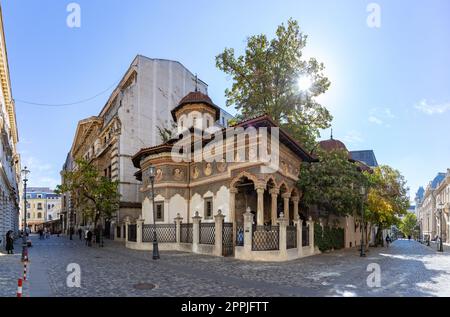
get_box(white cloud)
[415,99,450,115]
[368,107,395,126]
[368,116,383,125]
[342,130,364,145]
[20,156,59,190]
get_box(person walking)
[385,234,391,248]
[87,229,93,247]
[78,228,82,241]
[5,231,14,254]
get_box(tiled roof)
[171,91,220,121]
[319,139,348,152]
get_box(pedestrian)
[385,234,391,247]
[78,228,82,241]
[84,228,89,246]
[87,230,93,247]
[5,230,14,254]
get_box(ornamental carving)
[192,165,200,179]
[204,163,212,176]
[217,162,227,173]
[173,168,185,181]
[156,168,163,182]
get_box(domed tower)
[171,91,221,134]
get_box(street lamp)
[149,165,160,260]
[360,185,366,257]
[438,202,444,252]
[21,166,30,262]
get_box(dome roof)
[318,138,348,152]
[171,91,220,121]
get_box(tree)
[298,148,365,220]
[56,159,120,229]
[364,165,409,246]
[157,120,177,143]
[216,18,332,150]
[400,213,418,238]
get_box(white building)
[64,55,233,235]
[0,5,21,245]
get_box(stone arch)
[230,171,261,189]
[278,181,290,195]
[264,175,278,189]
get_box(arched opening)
[278,183,289,219]
[234,176,257,226]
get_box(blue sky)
[3,0,450,202]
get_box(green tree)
[216,18,332,150]
[298,148,365,219]
[364,165,409,246]
[400,213,418,238]
[56,159,120,229]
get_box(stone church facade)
[132,91,316,251]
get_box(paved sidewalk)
[18,236,450,297]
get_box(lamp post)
[360,185,366,257]
[438,202,444,252]
[21,166,30,262]
[149,165,160,260]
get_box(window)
[27,213,30,219]
[48,204,51,209]
[37,194,42,199]
[204,198,213,220]
[206,119,210,129]
[193,117,197,127]
[180,120,184,128]
[37,203,42,210]
[37,212,42,219]
[155,203,164,222]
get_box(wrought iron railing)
[235,225,244,246]
[128,224,137,242]
[142,224,176,243]
[199,222,215,245]
[302,226,309,246]
[222,222,234,256]
[287,225,297,249]
[252,225,279,251]
[180,223,193,243]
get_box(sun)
[298,76,312,92]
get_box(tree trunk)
[375,224,384,247]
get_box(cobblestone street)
[1,235,450,297]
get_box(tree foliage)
[216,18,332,150]
[399,213,418,238]
[298,148,365,218]
[56,159,120,228]
[364,165,409,245]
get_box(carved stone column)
[292,197,300,221]
[256,187,265,226]
[282,193,291,223]
[270,188,279,226]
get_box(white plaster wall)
[168,194,187,222]
[190,193,203,221]
[214,186,230,222]
[142,197,152,224]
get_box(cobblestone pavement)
[1,235,450,297]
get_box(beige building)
[25,188,61,232]
[416,171,450,242]
[0,4,21,244]
[418,171,450,244]
[63,55,232,236]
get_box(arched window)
[37,212,42,219]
